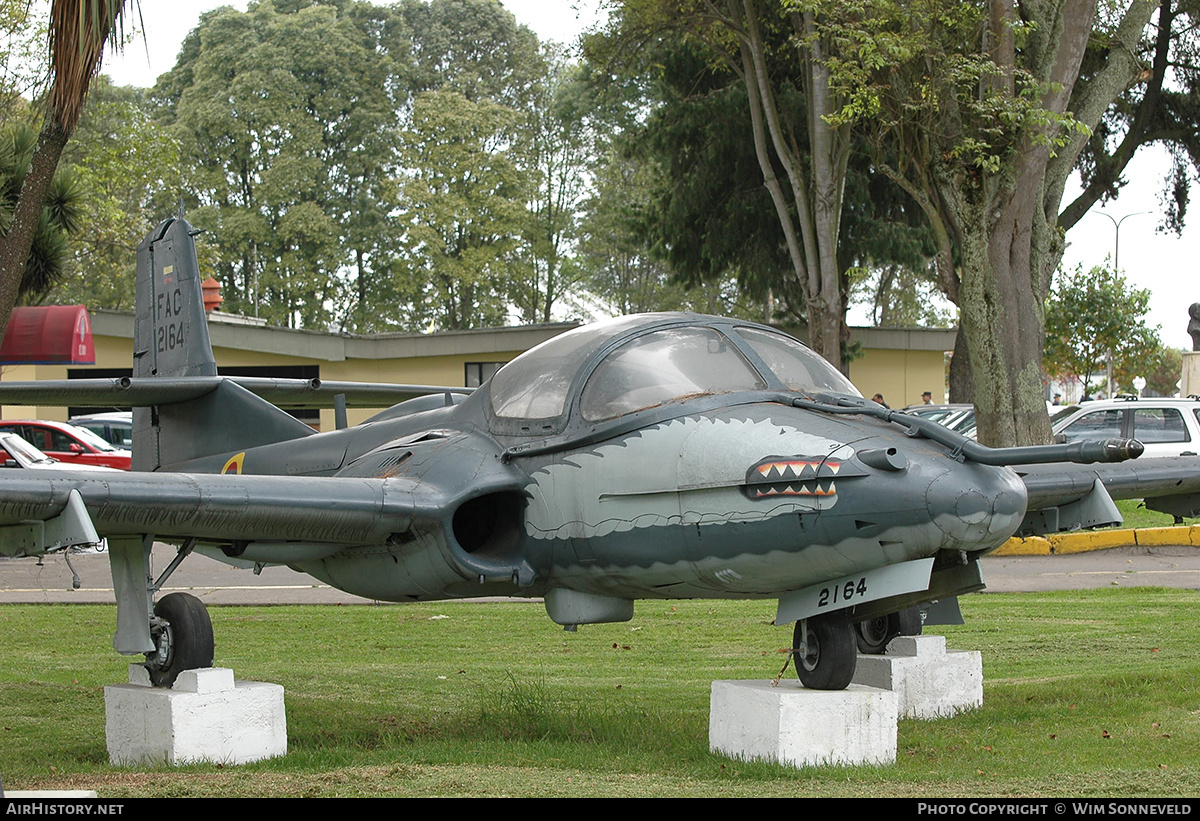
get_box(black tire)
[895,605,923,637]
[855,605,924,654]
[793,610,857,690]
[145,592,214,687]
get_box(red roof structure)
[0,305,95,365]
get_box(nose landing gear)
[792,610,857,690]
[854,605,923,655]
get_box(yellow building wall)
[4,325,950,428]
[1,363,69,421]
[848,349,947,409]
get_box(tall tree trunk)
[730,0,849,369]
[0,119,71,337]
[948,325,973,404]
[956,199,1051,447]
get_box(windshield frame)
[485,314,856,439]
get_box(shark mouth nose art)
[742,455,865,499]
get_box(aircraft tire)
[794,610,856,690]
[146,592,214,687]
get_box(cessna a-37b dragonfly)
[2,217,1199,691]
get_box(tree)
[1143,345,1185,398]
[51,77,182,310]
[0,0,128,340]
[0,0,47,120]
[392,89,528,331]
[510,45,593,325]
[1061,0,1200,236]
[577,146,766,319]
[1043,263,1160,398]
[0,122,86,302]
[597,0,853,369]
[821,0,1157,446]
[154,0,398,329]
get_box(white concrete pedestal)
[851,635,983,719]
[105,666,286,765]
[709,680,897,767]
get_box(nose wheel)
[144,592,214,687]
[793,610,856,690]
[854,605,923,654]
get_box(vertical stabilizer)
[131,217,315,472]
[134,217,218,379]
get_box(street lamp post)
[1095,211,1146,397]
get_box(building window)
[465,361,505,388]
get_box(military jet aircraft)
[1,217,1199,692]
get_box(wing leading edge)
[0,469,449,560]
[1016,456,1200,535]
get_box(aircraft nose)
[925,462,1027,548]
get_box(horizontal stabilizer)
[0,376,472,409]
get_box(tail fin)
[134,217,218,380]
[133,217,314,472]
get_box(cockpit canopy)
[487,314,858,432]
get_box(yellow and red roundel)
[221,452,246,475]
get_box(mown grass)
[1115,498,1200,530]
[2,590,1199,797]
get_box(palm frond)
[46,0,130,132]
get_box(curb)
[996,525,1200,556]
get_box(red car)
[0,420,132,470]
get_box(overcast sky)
[99,1,1197,352]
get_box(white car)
[1051,396,1200,458]
[0,432,120,472]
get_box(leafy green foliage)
[50,77,182,310]
[154,0,397,329]
[0,121,85,301]
[1044,264,1161,396]
[393,90,528,330]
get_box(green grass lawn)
[1115,498,1200,530]
[2,590,1199,797]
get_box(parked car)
[0,420,131,470]
[1050,396,1200,458]
[68,411,133,448]
[903,403,976,434]
[0,432,120,472]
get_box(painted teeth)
[750,481,836,498]
[754,460,840,479]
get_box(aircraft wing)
[0,376,471,409]
[0,468,454,560]
[1014,456,1200,535]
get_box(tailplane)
[132,218,314,471]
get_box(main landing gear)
[145,592,215,687]
[109,534,216,687]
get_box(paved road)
[2,543,1200,605]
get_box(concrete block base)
[105,666,286,765]
[852,635,983,719]
[710,680,897,767]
